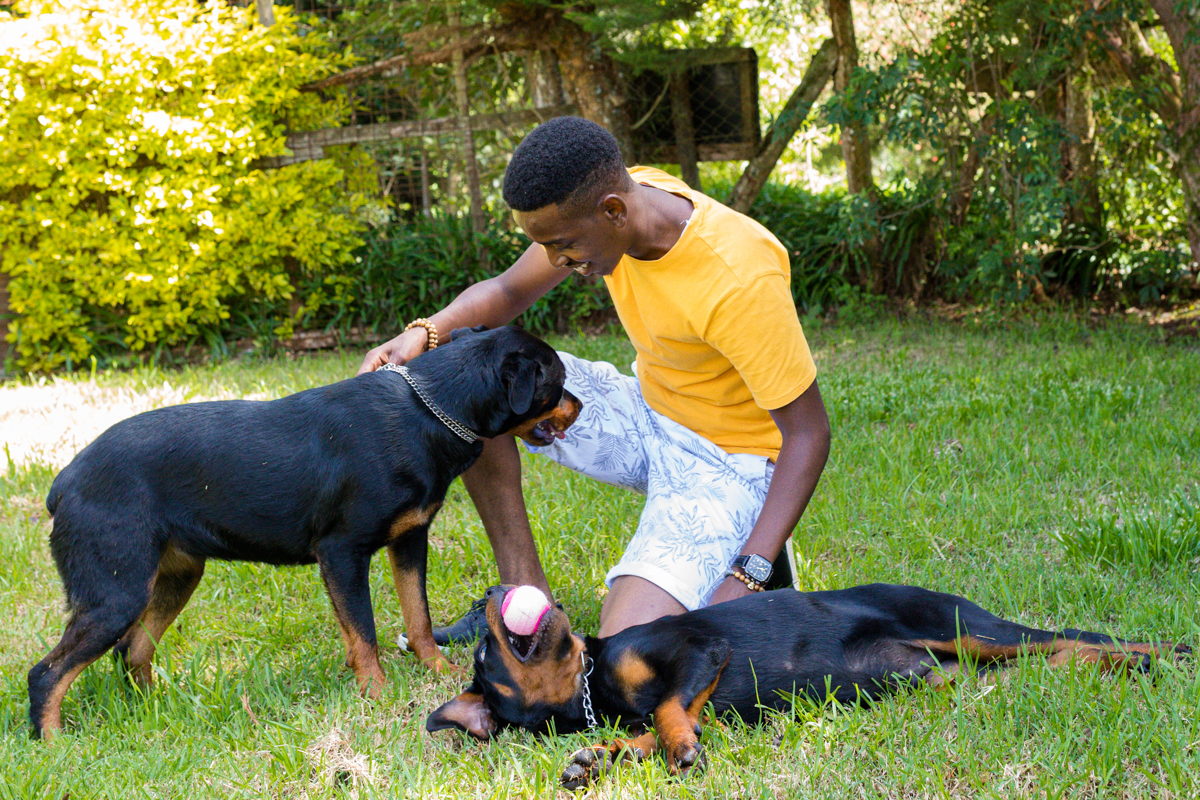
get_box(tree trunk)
[1147,0,1200,273]
[451,10,485,235]
[528,49,565,109]
[545,15,633,159]
[727,38,838,214]
[825,0,873,196]
[825,0,882,291]
[1094,1,1200,273]
[670,72,701,190]
[1063,52,1102,232]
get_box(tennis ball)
[501,585,551,636]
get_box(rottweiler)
[427,583,1189,789]
[29,326,581,739]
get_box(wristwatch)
[727,554,773,591]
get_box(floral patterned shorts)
[524,352,775,611]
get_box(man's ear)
[599,194,628,228]
[426,690,497,741]
[450,324,490,342]
[501,354,539,415]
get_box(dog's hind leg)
[28,595,152,739]
[315,545,386,698]
[113,544,206,687]
[30,515,161,738]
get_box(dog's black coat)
[29,326,580,737]
[428,584,1187,786]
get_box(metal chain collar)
[379,363,479,444]
[580,650,598,729]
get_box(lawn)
[2,312,1198,799]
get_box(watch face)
[742,554,772,583]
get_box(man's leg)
[598,576,686,637]
[460,434,552,597]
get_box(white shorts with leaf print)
[523,352,774,611]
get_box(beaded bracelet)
[404,318,439,350]
[725,567,765,592]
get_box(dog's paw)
[667,741,705,778]
[560,743,646,791]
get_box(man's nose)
[543,244,569,268]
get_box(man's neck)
[625,184,694,261]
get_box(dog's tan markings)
[36,662,90,739]
[485,598,586,706]
[652,667,723,775]
[386,503,441,542]
[507,633,586,707]
[318,564,387,698]
[386,546,459,675]
[116,544,206,686]
[613,651,655,704]
[908,635,1181,675]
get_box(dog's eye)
[477,644,487,662]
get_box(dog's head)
[418,326,581,446]
[426,584,588,739]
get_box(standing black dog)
[29,326,581,738]
[428,584,1189,789]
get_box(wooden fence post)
[451,9,486,235]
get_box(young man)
[359,116,829,638]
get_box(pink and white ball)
[501,585,552,636]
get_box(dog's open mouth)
[501,594,552,662]
[531,419,567,445]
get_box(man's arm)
[708,379,830,604]
[356,242,570,599]
[356,242,570,374]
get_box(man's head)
[503,116,635,277]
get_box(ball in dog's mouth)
[502,585,552,660]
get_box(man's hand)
[707,575,755,606]
[358,327,428,375]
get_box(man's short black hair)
[502,116,631,214]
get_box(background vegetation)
[3,0,1199,373]
[2,316,1198,797]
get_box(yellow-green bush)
[0,0,365,371]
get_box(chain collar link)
[580,650,598,729]
[379,363,479,443]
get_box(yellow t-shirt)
[604,166,817,459]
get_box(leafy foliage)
[829,0,1194,303]
[0,0,365,371]
[321,214,612,336]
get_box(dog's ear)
[501,354,539,415]
[449,324,490,342]
[426,689,497,740]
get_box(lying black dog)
[428,583,1189,789]
[29,326,581,738]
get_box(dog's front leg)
[387,530,459,675]
[315,547,386,698]
[561,729,658,790]
[650,640,730,776]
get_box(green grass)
[2,313,1199,799]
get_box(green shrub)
[0,0,365,372]
[317,214,612,337]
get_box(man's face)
[513,200,627,278]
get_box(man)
[359,116,829,639]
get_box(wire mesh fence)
[241,1,760,220]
